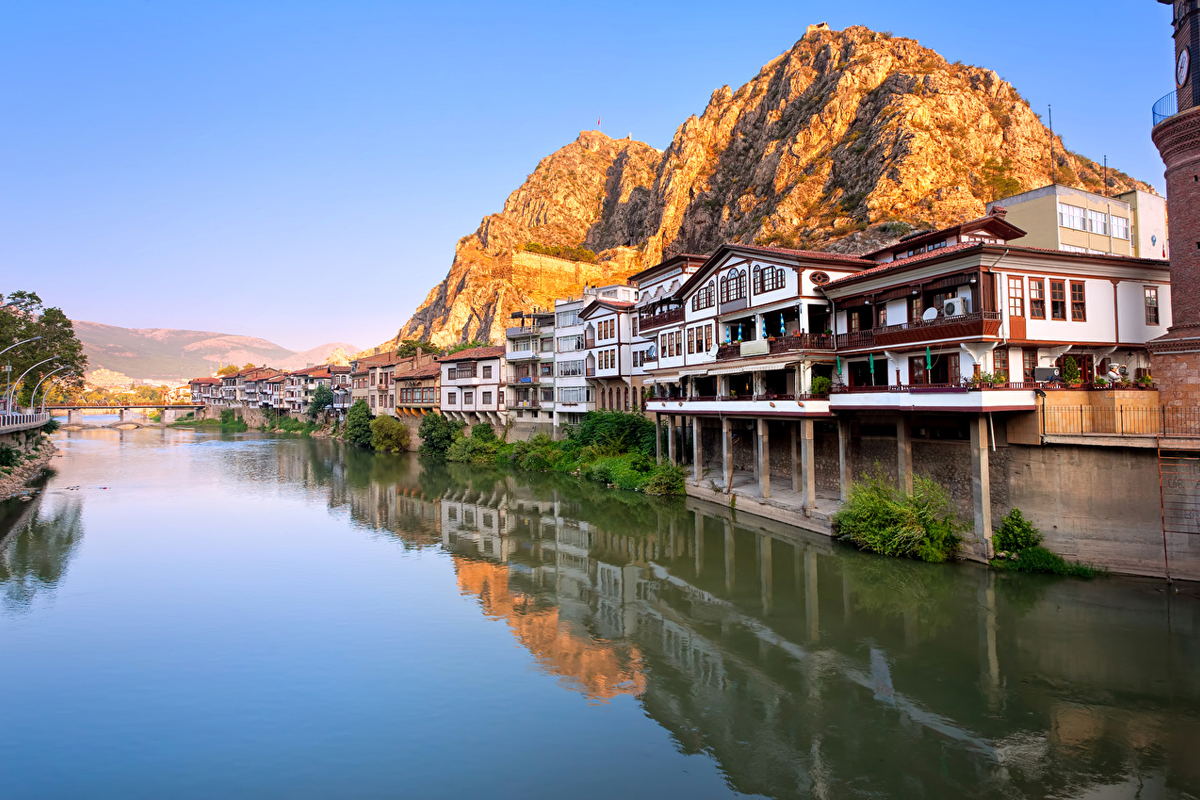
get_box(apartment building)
[506,310,555,435]
[630,254,708,396]
[394,362,440,418]
[987,184,1168,260]
[579,287,637,413]
[552,294,594,429]
[283,364,345,416]
[439,346,507,427]
[188,377,221,405]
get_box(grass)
[833,470,962,563]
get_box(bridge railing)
[0,412,51,435]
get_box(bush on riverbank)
[370,415,411,453]
[263,416,319,435]
[345,400,373,447]
[418,413,465,457]
[833,471,962,563]
[446,423,501,463]
[990,509,1102,578]
[172,410,247,432]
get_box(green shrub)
[568,411,656,458]
[991,546,1101,578]
[993,508,1042,552]
[371,415,411,453]
[42,417,60,433]
[645,464,686,496]
[0,446,22,468]
[273,416,317,434]
[219,409,237,425]
[471,423,496,443]
[810,376,833,397]
[346,400,373,447]
[446,423,502,464]
[418,413,464,457]
[308,384,334,419]
[833,472,962,563]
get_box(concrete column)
[119,408,126,422]
[897,414,913,496]
[655,414,662,465]
[67,409,77,425]
[667,415,677,466]
[721,417,733,493]
[800,418,815,516]
[757,418,770,499]
[790,421,800,494]
[970,414,993,556]
[837,417,852,502]
[693,417,703,486]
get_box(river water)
[2,428,1198,799]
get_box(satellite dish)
[922,307,939,322]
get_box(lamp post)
[0,336,44,408]
[7,356,57,412]
[31,366,69,412]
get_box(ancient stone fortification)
[393,24,1152,348]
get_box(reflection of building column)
[724,519,735,593]
[722,417,733,492]
[805,549,819,642]
[693,417,703,486]
[667,415,677,466]
[843,571,852,621]
[757,418,771,499]
[979,569,1001,709]
[694,511,704,577]
[655,413,662,464]
[759,534,773,615]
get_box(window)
[446,391,457,406]
[558,359,584,377]
[877,304,888,327]
[1061,244,1088,254]
[1087,209,1109,235]
[1050,280,1067,320]
[810,271,831,286]
[1007,276,1025,317]
[482,365,492,379]
[557,310,580,327]
[849,310,861,333]
[692,281,715,311]
[541,389,553,402]
[1058,203,1086,231]
[1112,216,1129,239]
[482,391,492,405]
[463,391,474,405]
[719,269,746,303]
[687,327,695,354]
[558,334,584,352]
[994,348,1009,378]
[704,324,713,351]
[370,395,375,408]
[1070,281,1086,321]
[1145,286,1160,325]
[660,333,667,356]
[558,387,589,403]
[908,296,922,323]
[1029,279,1046,319]
[753,265,785,293]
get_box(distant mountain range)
[73,320,358,385]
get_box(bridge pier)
[67,409,77,425]
[119,408,126,422]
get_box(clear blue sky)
[0,1,1175,351]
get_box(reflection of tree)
[0,494,84,613]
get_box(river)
[2,427,1198,799]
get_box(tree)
[0,291,87,407]
[396,340,440,358]
[446,339,491,355]
[345,400,373,447]
[309,383,334,419]
[418,413,464,457]
[370,415,411,453]
[242,362,257,370]
[216,364,239,377]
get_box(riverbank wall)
[0,437,55,501]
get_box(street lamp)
[31,366,69,412]
[0,336,45,405]
[7,356,57,412]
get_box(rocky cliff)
[397,24,1154,348]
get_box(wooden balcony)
[873,311,1002,347]
[638,307,685,332]
[835,330,877,349]
[715,333,835,361]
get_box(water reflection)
[0,489,84,613]
[266,440,1199,799]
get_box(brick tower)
[1150,0,1200,405]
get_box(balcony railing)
[584,338,596,349]
[512,400,539,409]
[585,368,596,377]
[1044,405,1200,437]
[638,307,685,332]
[506,325,546,338]
[506,349,537,361]
[509,375,539,385]
[872,310,1002,347]
[1153,90,1178,126]
[715,332,835,361]
[836,330,877,349]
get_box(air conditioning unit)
[943,297,971,317]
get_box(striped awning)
[707,363,785,375]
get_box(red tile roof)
[824,242,982,287]
[396,363,441,380]
[438,345,505,362]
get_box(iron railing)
[1153,90,1179,126]
[0,412,50,434]
[1043,405,1200,437]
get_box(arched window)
[753,265,763,294]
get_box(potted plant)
[1062,357,1082,387]
[993,371,1008,387]
[1119,377,1133,389]
[1137,374,1154,389]
[810,375,833,398]
[979,371,994,388]
[1093,376,1109,388]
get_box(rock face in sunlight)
[393,24,1154,348]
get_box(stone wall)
[0,436,55,500]
[1150,352,1200,407]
